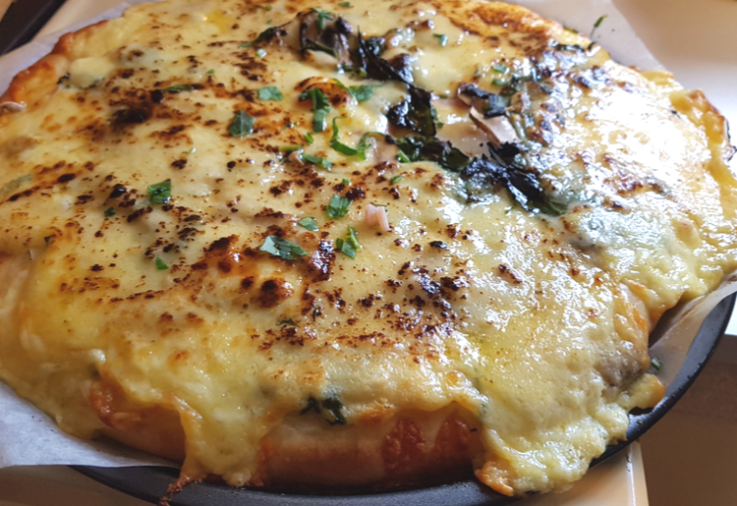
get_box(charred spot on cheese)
[0,0,734,497]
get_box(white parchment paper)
[0,0,664,469]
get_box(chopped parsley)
[298,217,319,231]
[256,48,267,58]
[348,84,379,102]
[163,84,192,93]
[155,257,168,270]
[258,86,283,101]
[329,118,372,159]
[326,194,352,219]
[590,14,608,37]
[301,153,333,170]
[389,174,404,184]
[300,88,331,133]
[433,34,448,46]
[309,8,335,30]
[341,178,350,186]
[259,236,308,261]
[239,27,277,48]
[104,207,116,217]
[304,132,315,145]
[650,357,663,371]
[335,226,360,259]
[206,69,215,75]
[148,180,172,204]
[339,1,351,7]
[229,110,255,137]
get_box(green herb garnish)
[256,48,267,58]
[229,110,256,137]
[206,69,215,75]
[492,63,508,73]
[155,257,169,270]
[389,174,404,184]
[348,85,379,102]
[309,8,335,30]
[239,27,277,48]
[492,77,507,87]
[148,180,172,204]
[259,236,308,260]
[341,178,350,186]
[335,226,360,259]
[433,34,448,46]
[650,357,663,371]
[329,118,372,159]
[258,86,283,101]
[300,88,331,133]
[104,207,116,217]
[298,217,319,231]
[260,4,273,10]
[590,14,607,37]
[301,153,333,170]
[163,84,193,93]
[304,132,315,145]
[339,1,351,7]
[326,194,352,219]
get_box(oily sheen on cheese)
[0,0,735,496]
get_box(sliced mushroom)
[0,102,26,115]
[468,108,519,146]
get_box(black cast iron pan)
[73,293,736,506]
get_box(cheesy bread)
[0,0,735,497]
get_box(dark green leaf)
[386,86,437,137]
[259,236,308,260]
[321,395,347,425]
[301,153,333,170]
[394,136,470,172]
[104,207,116,217]
[433,34,448,46]
[229,110,256,137]
[298,217,319,231]
[155,257,169,270]
[326,194,352,219]
[148,180,172,204]
[163,84,193,93]
[336,226,360,259]
[258,86,283,100]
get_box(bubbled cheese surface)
[0,0,736,494]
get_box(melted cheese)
[0,0,735,494]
